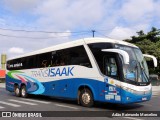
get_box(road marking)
[123,117,143,120]
[8,99,37,105]
[0,106,5,109]
[55,104,78,110]
[20,98,51,104]
[0,101,20,107]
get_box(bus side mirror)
[102,49,130,64]
[143,54,157,67]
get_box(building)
[0,54,6,82]
[0,70,5,82]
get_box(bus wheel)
[14,85,20,97]
[20,85,28,98]
[79,88,94,107]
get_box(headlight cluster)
[121,86,151,95]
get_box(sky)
[0,0,160,62]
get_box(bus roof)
[8,37,138,60]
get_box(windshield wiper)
[137,61,149,82]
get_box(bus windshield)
[115,44,149,84]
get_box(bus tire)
[14,85,21,97]
[79,88,94,107]
[20,85,28,98]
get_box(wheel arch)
[14,83,20,89]
[14,83,19,87]
[20,83,26,88]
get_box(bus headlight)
[122,86,151,95]
[132,89,151,95]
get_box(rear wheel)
[14,85,20,97]
[20,85,28,98]
[79,88,94,107]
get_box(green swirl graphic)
[7,70,24,79]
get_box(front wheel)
[79,89,94,107]
[20,85,28,98]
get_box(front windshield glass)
[115,44,149,83]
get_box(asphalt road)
[0,83,160,120]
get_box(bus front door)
[103,55,121,103]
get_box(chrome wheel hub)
[15,88,19,94]
[82,92,91,104]
[21,88,26,96]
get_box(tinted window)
[7,59,22,70]
[89,43,113,50]
[50,46,92,68]
[50,51,68,67]
[37,52,51,68]
[69,46,92,67]
[7,45,92,70]
[7,55,37,70]
[23,55,37,69]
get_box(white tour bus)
[6,38,157,107]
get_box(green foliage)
[125,27,160,75]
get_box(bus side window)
[50,46,92,68]
[27,56,37,69]
[51,51,65,66]
[104,57,118,78]
[41,60,48,67]
[69,46,92,68]
[38,52,51,68]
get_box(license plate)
[142,97,147,101]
